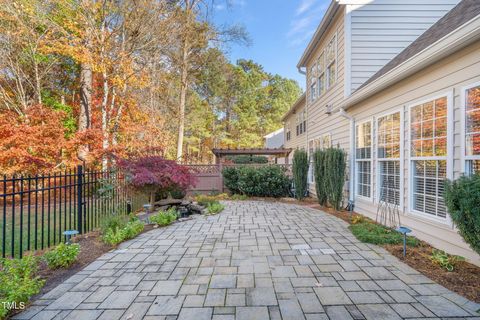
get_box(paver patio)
[16,201,480,319]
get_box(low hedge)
[222,165,290,197]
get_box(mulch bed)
[300,200,480,303]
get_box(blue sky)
[212,0,329,91]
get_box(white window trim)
[407,91,454,226]
[326,32,338,90]
[460,81,480,175]
[374,108,404,210]
[355,118,373,202]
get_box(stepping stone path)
[15,201,480,319]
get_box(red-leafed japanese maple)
[118,156,196,207]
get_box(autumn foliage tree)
[119,156,196,207]
[0,0,301,174]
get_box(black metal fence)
[0,165,144,258]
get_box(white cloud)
[287,0,329,47]
[296,0,317,16]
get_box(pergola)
[212,148,293,164]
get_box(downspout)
[339,108,355,206]
[298,66,310,192]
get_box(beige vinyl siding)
[284,103,307,163]
[348,0,460,93]
[306,8,350,196]
[347,41,480,264]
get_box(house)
[264,128,285,149]
[285,0,480,264]
[283,93,307,163]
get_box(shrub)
[195,194,225,206]
[230,194,248,200]
[351,214,366,225]
[325,148,346,210]
[101,214,126,235]
[119,156,196,206]
[222,165,290,197]
[444,174,480,254]
[313,150,328,205]
[349,222,418,247]
[43,243,80,269]
[102,220,144,245]
[150,208,178,226]
[222,166,241,194]
[292,150,308,200]
[207,201,225,215]
[0,255,45,318]
[430,249,464,272]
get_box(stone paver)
[18,201,480,319]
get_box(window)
[322,134,331,149]
[309,65,317,103]
[296,111,306,136]
[410,97,448,219]
[303,110,307,133]
[317,53,326,97]
[464,84,480,175]
[326,35,336,89]
[377,112,401,205]
[286,129,291,141]
[356,121,372,199]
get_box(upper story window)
[326,35,336,89]
[356,121,372,199]
[377,112,401,205]
[285,122,291,141]
[309,65,317,103]
[309,34,336,102]
[410,97,448,219]
[296,110,306,136]
[465,84,480,174]
[317,53,325,97]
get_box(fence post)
[219,163,224,193]
[77,165,83,234]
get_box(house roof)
[281,93,306,122]
[297,1,341,69]
[212,148,292,157]
[358,0,480,90]
[344,0,480,109]
[264,128,284,139]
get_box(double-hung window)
[317,53,325,97]
[464,84,480,174]
[309,65,317,103]
[356,121,372,199]
[377,112,401,205]
[326,35,336,89]
[410,97,448,219]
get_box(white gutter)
[343,14,480,109]
[339,108,355,203]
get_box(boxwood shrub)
[222,165,290,197]
[444,174,480,254]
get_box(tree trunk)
[34,61,42,105]
[78,62,92,161]
[101,71,109,171]
[176,38,189,161]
